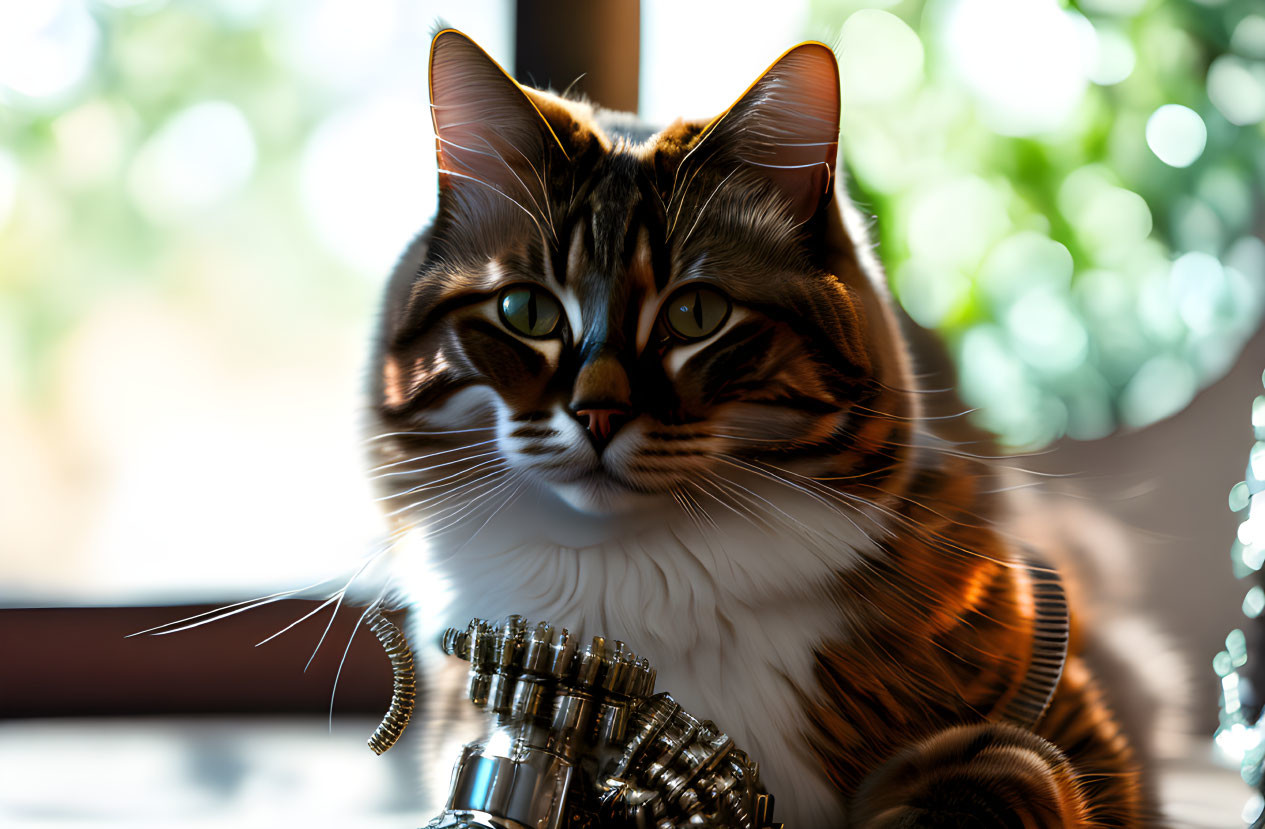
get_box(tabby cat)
[367,29,1162,827]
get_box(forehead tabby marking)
[557,225,585,334]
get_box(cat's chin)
[548,474,662,517]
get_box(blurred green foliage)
[1,0,1262,450]
[810,0,1265,445]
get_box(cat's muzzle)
[393,615,782,829]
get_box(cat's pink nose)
[573,407,628,444]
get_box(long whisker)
[710,468,830,542]
[715,455,871,541]
[765,459,1020,570]
[670,484,713,531]
[304,551,387,672]
[368,449,502,481]
[255,595,339,647]
[130,579,336,638]
[363,426,495,444]
[368,438,500,473]
[688,472,768,532]
[328,600,379,732]
[376,457,507,502]
[384,465,511,519]
[685,484,718,529]
[716,459,990,633]
[449,474,529,555]
[423,474,522,539]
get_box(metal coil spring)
[366,608,417,755]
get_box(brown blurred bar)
[0,602,403,718]
[515,0,640,112]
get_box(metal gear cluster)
[421,615,781,829]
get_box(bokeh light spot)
[839,10,924,105]
[1244,585,1265,619]
[1244,794,1265,826]
[1146,104,1207,168]
[1170,251,1229,334]
[1230,480,1251,513]
[893,258,970,329]
[979,232,1074,308]
[1229,628,1249,666]
[127,101,257,223]
[1121,354,1197,428]
[273,0,400,93]
[941,0,1091,135]
[1207,55,1265,126]
[0,0,99,103]
[1080,186,1153,258]
[299,95,438,276]
[1231,15,1265,59]
[1088,24,1136,86]
[1005,287,1089,375]
[907,176,1009,270]
[1252,441,1265,483]
[958,325,1052,446]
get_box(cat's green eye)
[664,285,731,341]
[499,285,562,339]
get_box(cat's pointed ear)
[695,42,841,224]
[428,29,569,208]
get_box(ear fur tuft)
[690,42,842,224]
[428,30,569,230]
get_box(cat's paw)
[848,722,1090,828]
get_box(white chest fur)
[395,483,877,827]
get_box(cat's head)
[369,30,914,526]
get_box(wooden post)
[515,0,640,113]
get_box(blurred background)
[1,0,1263,825]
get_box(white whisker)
[377,457,507,502]
[363,426,495,444]
[328,600,379,733]
[384,465,511,518]
[126,577,338,637]
[255,595,339,647]
[368,449,502,481]
[449,475,529,555]
[422,473,522,540]
[368,438,500,473]
[303,550,387,672]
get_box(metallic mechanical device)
[369,613,782,829]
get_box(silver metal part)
[422,616,782,829]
